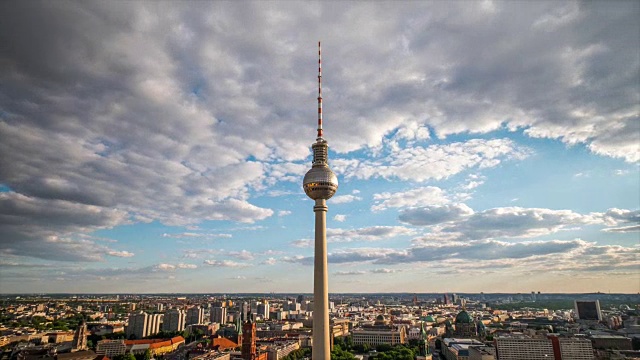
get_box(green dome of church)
[455,310,473,324]
[422,315,436,322]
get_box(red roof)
[211,338,237,350]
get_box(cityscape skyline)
[0,1,639,294]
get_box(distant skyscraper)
[302,41,338,360]
[163,309,186,332]
[211,306,227,324]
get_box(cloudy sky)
[0,1,638,294]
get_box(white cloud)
[177,263,198,269]
[278,210,292,217]
[372,186,450,212]
[330,195,362,204]
[333,214,347,222]
[291,239,312,248]
[106,250,135,258]
[399,204,474,226]
[262,257,277,265]
[335,139,530,182]
[203,259,251,268]
[162,232,232,239]
[335,270,367,276]
[227,250,255,260]
[327,226,416,242]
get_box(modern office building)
[574,300,602,321]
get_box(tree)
[143,349,152,360]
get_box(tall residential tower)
[302,41,339,360]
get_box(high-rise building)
[126,311,149,339]
[71,321,88,351]
[163,309,186,332]
[186,306,204,325]
[148,314,163,335]
[211,306,227,324]
[257,301,269,320]
[302,41,338,360]
[574,300,602,321]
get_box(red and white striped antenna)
[317,41,323,139]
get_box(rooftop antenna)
[317,41,323,139]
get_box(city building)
[148,314,164,336]
[96,339,127,357]
[441,338,485,360]
[468,345,495,360]
[495,335,594,360]
[240,320,267,360]
[574,300,602,321]
[351,315,406,346]
[588,334,632,350]
[187,306,205,325]
[71,321,88,352]
[454,310,477,338]
[163,309,186,332]
[302,41,339,360]
[126,312,150,339]
[212,306,228,325]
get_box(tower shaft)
[313,199,330,360]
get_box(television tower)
[302,41,338,360]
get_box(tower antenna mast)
[317,41,323,139]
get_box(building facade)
[187,306,205,326]
[163,309,186,332]
[212,307,228,325]
[96,339,127,357]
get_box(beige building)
[351,316,406,347]
[468,346,495,360]
[96,339,127,357]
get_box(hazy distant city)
[1,292,639,360]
